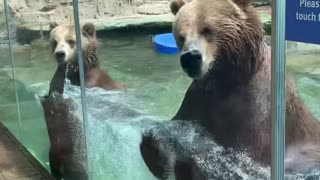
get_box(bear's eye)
[200,27,213,37]
[176,35,185,48]
[179,35,185,43]
[67,39,75,46]
[51,40,57,48]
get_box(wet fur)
[41,93,87,180]
[171,0,320,169]
[46,23,125,180]
[48,23,125,95]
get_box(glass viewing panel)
[1,0,89,177]
[0,1,21,140]
[0,0,319,180]
[284,0,320,177]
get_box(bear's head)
[49,22,99,69]
[170,0,265,81]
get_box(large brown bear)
[45,22,125,180]
[170,0,320,168]
[48,22,125,95]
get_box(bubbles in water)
[62,85,160,180]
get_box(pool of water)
[0,34,319,178]
[0,33,191,173]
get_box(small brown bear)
[170,0,320,169]
[48,22,125,95]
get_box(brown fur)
[48,22,125,95]
[170,0,320,169]
[41,93,87,180]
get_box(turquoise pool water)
[0,34,319,178]
[0,34,191,173]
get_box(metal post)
[271,0,286,179]
[3,0,23,142]
[72,0,90,177]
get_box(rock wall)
[0,0,270,44]
[5,0,270,26]
[6,0,170,25]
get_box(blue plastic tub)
[152,33,180,54]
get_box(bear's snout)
[55,51,66,64]
[180,50,202,78]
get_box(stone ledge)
[14,10,271,45]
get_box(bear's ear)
[232,0,253,8]
[49,22,59,32]
[82,23,96,38]
[170,0,187,15]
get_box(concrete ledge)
[15,11,271,45]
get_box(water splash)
[141,120,320,180]
[65,62,72,88]
[39,84,320,180]
[62,84,160,180]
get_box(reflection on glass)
[1,0,53,172]
[284,41,320,176]
[1,0,320,180]
[0,3,20,139]
[42,5,90,180]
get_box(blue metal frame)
[271,0,287,179]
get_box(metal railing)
[271,0,287,179]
